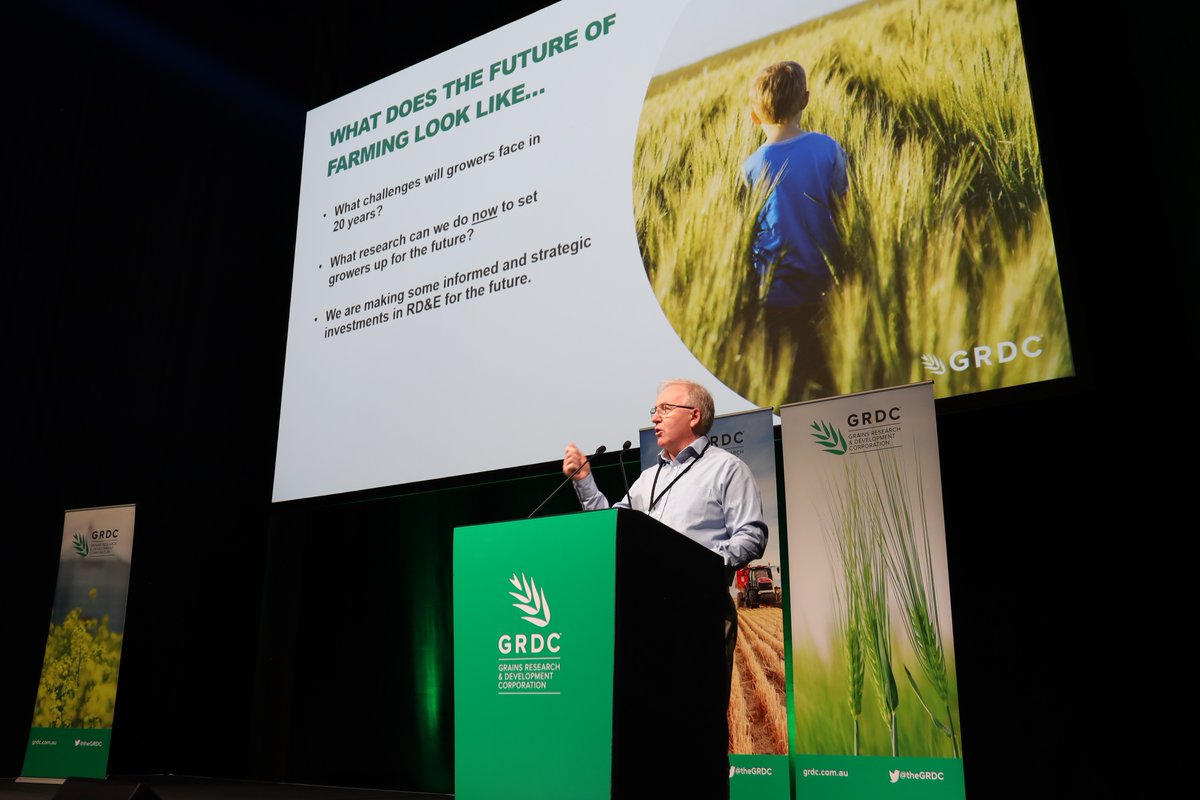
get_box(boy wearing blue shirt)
[743,60,848,399]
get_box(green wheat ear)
[825,462,867,754]
[73,533,89,557]
[872,447,960,757]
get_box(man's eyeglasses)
[650,403,696,418]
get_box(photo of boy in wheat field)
[633,0,1073,407]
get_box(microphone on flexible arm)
[617,440,632,498]
[527,445,606,519]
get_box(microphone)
[618,440,632,498]
[528,445,606,519]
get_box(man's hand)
[562,443,591,481]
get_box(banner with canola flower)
[20,504,137,782]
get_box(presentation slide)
[274,0,1072,502]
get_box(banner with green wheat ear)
[781,382,962,799]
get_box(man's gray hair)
[659,379,715,436]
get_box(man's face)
[651,384,700,458]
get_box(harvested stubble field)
[729,606,788,754]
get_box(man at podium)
[562,378,768,697]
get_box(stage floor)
[0,776,449,799]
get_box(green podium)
[454,508,730,800]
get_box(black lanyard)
[647,442,708,512]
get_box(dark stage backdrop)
[3,2,1193,799]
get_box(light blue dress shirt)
[572,437,768,569]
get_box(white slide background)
[274,1,866,501]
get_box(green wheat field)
[634,0,1073,406]
[805,449,960,758]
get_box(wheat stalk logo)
[811,420,847,455]
[508,573,552,627]
[920,354,947,375]
[72,533,89,558]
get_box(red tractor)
[735,564,781,608]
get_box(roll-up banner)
[780,383,963,798]
[642,407,791,799]
[19,504,137,783]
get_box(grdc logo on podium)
[497,574,563,693]
[498,573,562,655]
